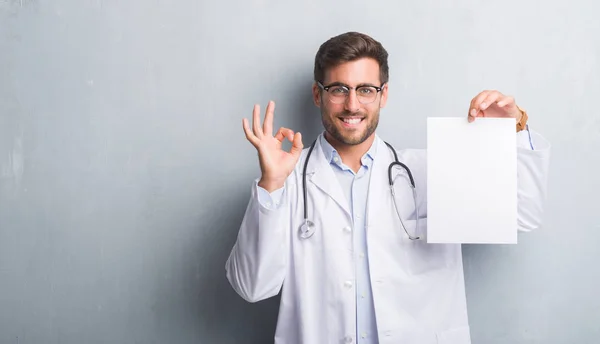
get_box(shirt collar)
[318,132,378,167]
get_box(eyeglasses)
[317,81,385,105]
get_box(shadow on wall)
[282,78,325,150]
[142,79,322,344]
[211,77,322,343]
[142,184,282,344]
[197,189,282,344]
[182,82,322,343]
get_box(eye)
[329,86,348,95]
[357,87,375,95]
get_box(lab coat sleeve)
[256,185,285,209]
[225,178,291,303]
[516,126,551,232]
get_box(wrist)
[258,177,285,193]
[516,105,528,132]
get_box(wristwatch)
[516,106,528,132]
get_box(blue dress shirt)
[317,134,379,343]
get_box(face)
[312,57,388,146]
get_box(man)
[225,32,550,344]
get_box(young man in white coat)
[225,31,550,344]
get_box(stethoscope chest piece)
[299,220,316,239]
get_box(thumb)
[290,132,304,157]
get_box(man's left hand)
[468,90,523,123]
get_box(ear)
[312,82,321,107]
[379,83,389,108]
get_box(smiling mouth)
[339,117,365,125]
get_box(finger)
[274,127,294,143]
[242,118,259,147]
[468,91,490,121]
[479,91,503,110]
[469,90,488,110]
[263,101,275,137]
[290,132,304,157]
[497,96,515,108]
[471,90,493,112]
[252,104,264,138]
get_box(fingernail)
[470,109,476,116]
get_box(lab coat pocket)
[404,219,454,275]
[436,326,471,344]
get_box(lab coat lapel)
[307,138,351,217]
[367,137,393,227]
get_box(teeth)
[343,118,362,124]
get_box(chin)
[338,132,369,145]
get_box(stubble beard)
[321,109,380,146]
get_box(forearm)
[225,181,290,302]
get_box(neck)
[324,132,376,172]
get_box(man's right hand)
[242,101,304,192]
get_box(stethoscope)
[299,139,421,240]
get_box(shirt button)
[265,202,272,208]
[333,156,340,163]
[343,226,352,233]
[361,333,367,339]
[344,281,353,289]
[356,214,361,219]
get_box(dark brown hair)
[313,31,389,85]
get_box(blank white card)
[426,117,517,244]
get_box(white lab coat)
[226,131,550,344]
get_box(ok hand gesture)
[242,101,304,192]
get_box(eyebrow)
[324,81,379,88]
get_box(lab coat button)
[344,336,353,343]
[343,226,352,233]
[344,281,353,289]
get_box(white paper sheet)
[426,117,517,244]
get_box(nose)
[344,90,360,113]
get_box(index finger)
[469,91,489,117]
[274,127,294,143]
[263,101,275,137]
[478,91,503,110]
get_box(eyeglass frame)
[316,81,386,105]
